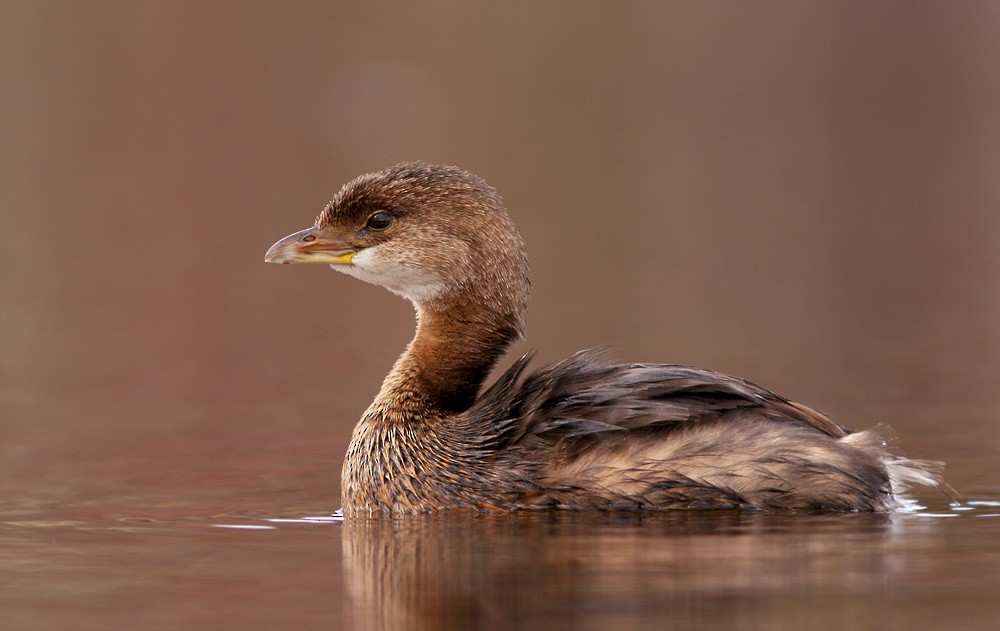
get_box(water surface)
[4,481,999,630]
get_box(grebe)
[265,162,944,515]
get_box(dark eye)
[365,211,393,231]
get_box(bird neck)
[372,297,523,418]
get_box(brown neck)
[373,298,523,417]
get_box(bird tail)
[842,423,956,510]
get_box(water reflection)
[341,511,901,630]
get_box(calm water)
[3,475,999,630]
[5,2,1000,630]
[3,368,1000,630]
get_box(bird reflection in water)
[340,511,900,630]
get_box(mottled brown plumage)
[265,162,946,515]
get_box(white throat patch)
[332,247,449,303]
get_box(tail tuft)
[843,423,956,510]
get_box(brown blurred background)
[2,1,998,499]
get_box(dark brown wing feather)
[468,349,848,448]
[460,349,946,511]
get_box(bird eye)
[365,211,393,231]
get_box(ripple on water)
[906,498,1000,519]
[200,501,1000,531]
[210,512,344,530]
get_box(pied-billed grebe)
[265,162,945,515]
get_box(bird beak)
[264,226,359,265]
